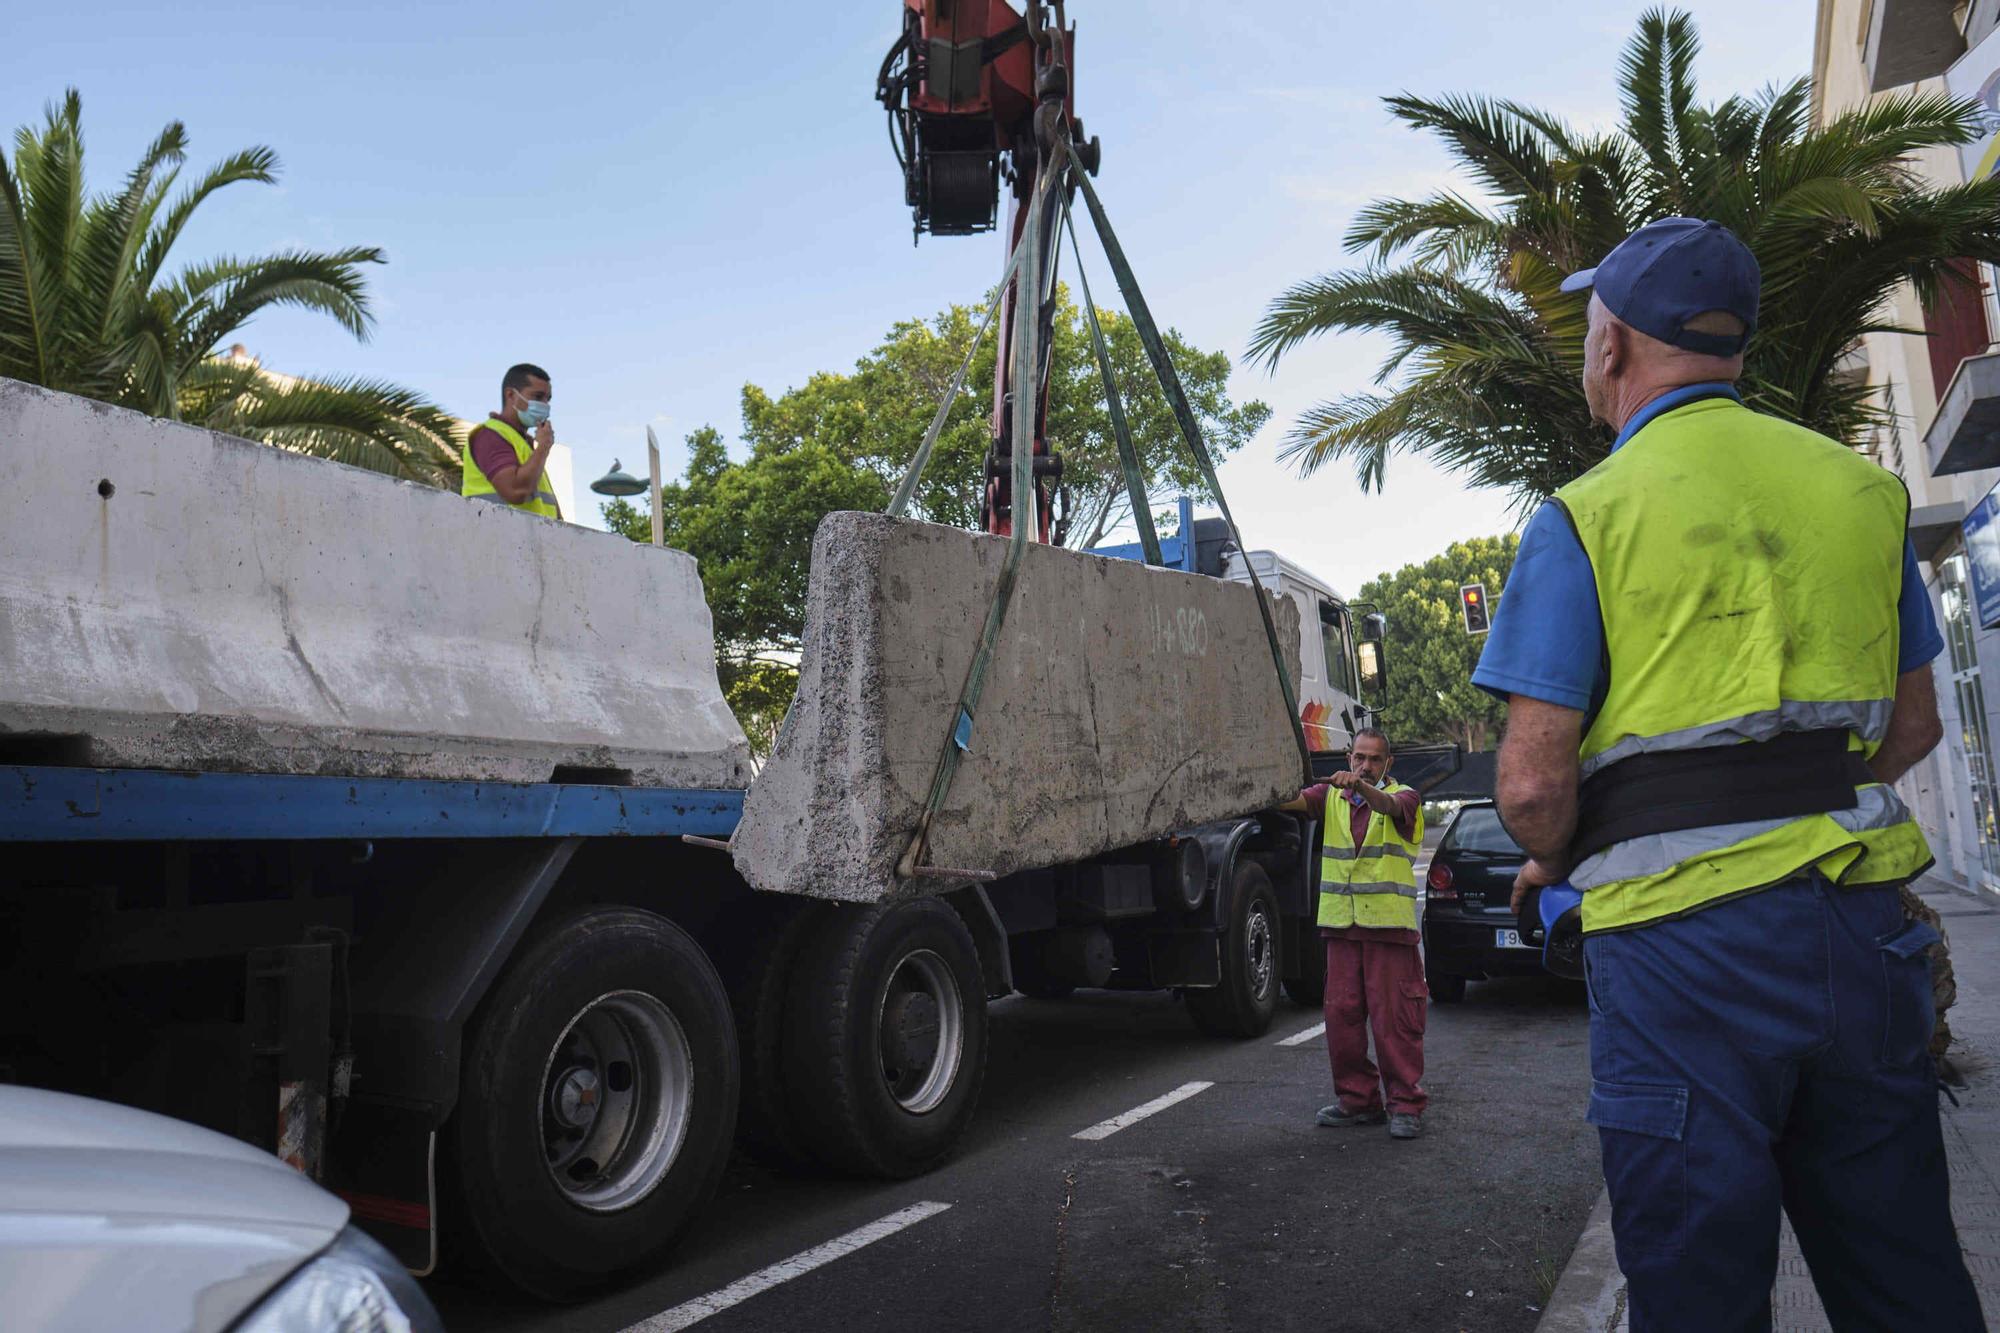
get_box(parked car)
[1421,800,1549,1001]
[0,1085,442,1333]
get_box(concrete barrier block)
[733,511,1306,901]
[0,378,752,788]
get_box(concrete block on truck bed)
[733,511,1305,901]
[0,378,752,786]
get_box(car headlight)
[234,1224,442,1333]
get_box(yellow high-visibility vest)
[1553,396,1932,933]
[461,416,561,519]
[1318,780,1423,930]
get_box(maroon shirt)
[469,420,525,489]
[1304,780,1422,945]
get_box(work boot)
[1388,1112,1424,1140]
[1315,1104,1386,1128]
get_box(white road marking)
[1072,1080,1214,1141]
[1276,1021,1326,1047]
[620,1201,953,1332]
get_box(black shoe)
[1388,1112,1425,1140]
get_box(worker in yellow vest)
[1476,218,1979,1329]
[463,362,562,519]
[1283,727,1427,1140]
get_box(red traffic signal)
[1460,583,1490,634]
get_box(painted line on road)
[1072,1080,1214,1141]
[1276,1021,1326,1047]
[620,1201,953,1332]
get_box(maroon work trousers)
[1323,933,1428,1115]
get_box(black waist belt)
[1569,728,1872,866]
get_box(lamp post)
[590,437,666,548]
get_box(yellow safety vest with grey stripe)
[1553,396,1932,934]
[1318,781,1424,930]
[461,416,562,519]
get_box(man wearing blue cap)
[1473,217,1980,1329]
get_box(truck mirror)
[1360,611,1386,642]
[1357,639,1387,701]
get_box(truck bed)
[0,764,743,842]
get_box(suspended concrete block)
[733,511,1305,901]
[0,378,751,788]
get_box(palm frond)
[1253,7,1997,506]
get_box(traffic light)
[1460,583,1490,634]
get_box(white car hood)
[0,1087,349,1333]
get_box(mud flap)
[326,1101,438,1275]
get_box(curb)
[1534,1189,1626,1333]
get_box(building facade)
[1814,0,2000,890]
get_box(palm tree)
[0,91,459,486]
[1249,8,2000,510]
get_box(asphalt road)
[431,921,1601,1332]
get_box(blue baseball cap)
[1561,217,1759,357]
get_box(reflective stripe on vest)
[1553,397,1931,933]
[1317,780,1424,931]
[462,416,561,519]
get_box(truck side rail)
[0,764,745,842]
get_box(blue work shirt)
[1472,382,1944,712]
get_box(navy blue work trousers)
[1584,876,1981,1332]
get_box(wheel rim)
[876,948,964,1115]
[1245,902,1275,1000]
[538,989,693,1212]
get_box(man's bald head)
[1581,294,1747,431]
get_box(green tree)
[0,91,458,485]
[609,292,1266,747]
[740,283,1268,547]
[1249,8,2000,509]
[1358,535,1518,750]
[604,424,887,752]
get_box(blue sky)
[10,0,1813,596]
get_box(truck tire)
[1186,862,1281,1038]
[782,898,989,1178]
[726,898,827,1167]
[1282,924,1327,1008]
[447,907,739,1301]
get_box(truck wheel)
[725,899,827,1168]
[1186,862,1281,1038]
[1282,925,1326,1008]
[782,898,989,1178]
[447,908,738,1301]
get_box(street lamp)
[590,460,646,497]
[589,427,666,547]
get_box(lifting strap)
[897,153,1066,880]
[1062,138,1313,783]
[1063,209,1162,567]
[888,237,1029,518]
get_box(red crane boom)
[877,0,1101,543]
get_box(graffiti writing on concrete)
[1151,604,1210,657]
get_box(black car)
[1421,800,1549,1001]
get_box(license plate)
[1495,929,1531,949]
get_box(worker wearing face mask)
[462,362,562,518]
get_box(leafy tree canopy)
[1358,534,1518,751]
[607,286,1267,746]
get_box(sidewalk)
[1535,871,2000,1332]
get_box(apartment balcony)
[1864,0,1967,90]
[1928,351,2000,475]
